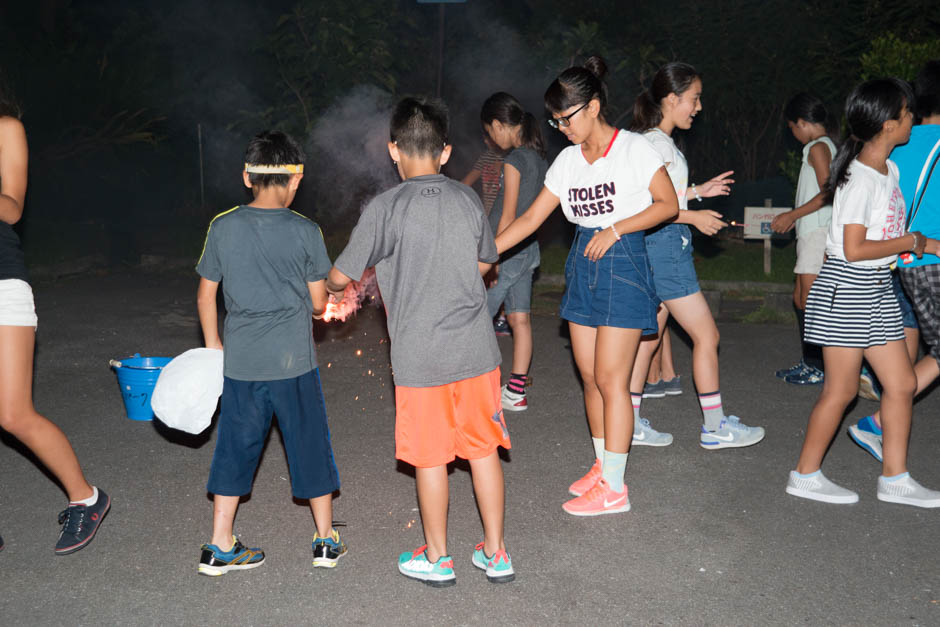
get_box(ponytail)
[825,136,863,203]
[520,111,546,158]
[481,92,546,158]
[629,89,662,132]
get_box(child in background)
[480,92,549,411]
[493,56,679,515]
[627,62,765,449]
[328,97,514,586]
[771,93,837,385]
[849,60,940,463]
[786,78,940,507]
[195,131,345,575]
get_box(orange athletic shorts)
[395,368,511,468]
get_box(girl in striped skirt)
[786,78,940,507]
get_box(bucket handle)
[110,355,163,370]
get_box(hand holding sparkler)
[770,210,797,234]
[689,210,728,236]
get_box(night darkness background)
[1,0,938,269]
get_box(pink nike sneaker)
[567,458,602,496]
[562,478,630,516]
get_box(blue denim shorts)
[487,241,539,316]
[560,226,659,332]
[208,368,340,499]
[892,269,918,329]
[645,223,701,301]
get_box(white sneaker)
[632,417,673,446]
[877,473,940,508]
[700,415,765,449]
[500,385,527,412]
[786,470,859,504]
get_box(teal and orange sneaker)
[197,536,265,576]
[312,528,347,568]
[471,541,515,583]
[397,545,456,587]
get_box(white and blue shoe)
[632,417,673,446]
[700,415,765,449]
[848,416,883,462]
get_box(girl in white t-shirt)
[788,78,940,507]
[770,93,836,385]
[627,62,765,450]
[494,56,679,516]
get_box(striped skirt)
[804,258,904,348]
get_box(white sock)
[601,450,628,492]
[591,437,605,462]
[71,486,98,506]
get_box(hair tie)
[848,134,861,143]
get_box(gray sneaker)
[632,417,673,446]
[877,474,940,508]
[786,470,859,504]
[700,415,765,449]
[663,376,682,396]
[641,380,665,399]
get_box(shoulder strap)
[907,136,940,229]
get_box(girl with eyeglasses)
[626,62,765,451]
[493,56,678,516]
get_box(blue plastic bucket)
[111,353,172,421]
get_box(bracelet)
[910,232,920,252]
[691,183,702,202]
[609,224,621,240]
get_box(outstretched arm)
[326,267,353,300]
[494,186,559,254]
[772,143,832,233]
[0,117,28,225]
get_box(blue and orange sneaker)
[397,545,456,587]
[198,536,265,576]
[848,415,883,462]
[471,541,515,583]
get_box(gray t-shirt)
[196,206,331,381]
[334,174,501,387]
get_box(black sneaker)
[0,533,4,551]
[312,528,347,568]
[55,488,111,555]
[198,537,265,576]
[493,316,512,337]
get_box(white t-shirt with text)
[827,159,906,267]
[544,129,664,229]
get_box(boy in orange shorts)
[327,97,514,587]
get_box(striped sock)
[631,393,642,421]
[699,391,724,431]
[602,450,628,492]
[507,373,527,394]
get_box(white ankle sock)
[71,486,98,507]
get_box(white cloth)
[795,136,836,237]
[544,129,664,228]
[0,279,37,327]
[151,348,223,434]
[827,159,907,267]
[644,128,689,210]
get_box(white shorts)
[794,227,828,275]
[0,279,38,327]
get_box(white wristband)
[691,183,702,202]
[610,224,621,240]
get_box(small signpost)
[741,199,791,275]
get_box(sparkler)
[320,268,381,322]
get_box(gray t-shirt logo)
[421,187,441,197]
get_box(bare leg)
[647,337,663,384]
[795,346,862,473]
[659,326,678,381]
[664,292,720,393]
[903,327,920,363]
[468,451,505,557]
[593,326,643,453]
[865,341,916,477]
[871,354,938,428]
[309,493,333,538]
[210,494,240,548]
[797,273,817,310]
[506,312,533,375]
[0,325,93,502]
[628,305,669,395]
[415,465,448,562]
[568,322,603,439]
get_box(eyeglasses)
[547,102,588,129]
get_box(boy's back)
[197,206,331,381]
[334,174,500,387]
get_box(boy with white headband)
[194,130,345,575]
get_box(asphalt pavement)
[2,269,938,626]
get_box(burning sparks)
[319,268,381,322]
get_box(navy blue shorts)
[207,368,340,499]
[892,270,918,329]
[645,223,701,301]
[560,226,659,332]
